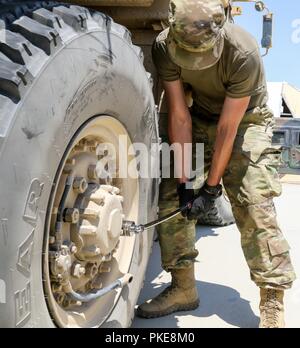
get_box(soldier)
[137,0,296,328]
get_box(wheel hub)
[48,136,126,308]
[75,184,124,259]
[44,117,139,327]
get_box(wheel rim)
[43,116,139,328]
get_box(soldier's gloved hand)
[187,182,223,221]
[177,183,195,217]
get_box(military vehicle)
[0,0,298,328]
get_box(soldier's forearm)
[207,96,251,186]
[168,113,193,183]
[207,126,237,186]
[162,80,193,184]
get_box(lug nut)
[70,244,78,255]
[88,165,98,180]
[64,208,80,224]
[99,264,111,273]
[63,164,74,174]
[72,263,86,278]
[66,159,76,165]
[62,297,72,308]
[86,140,98,151]
[101,254,112,262]
[74,141,87,152]
[91,277,103,290]
[96,144,109,158]
[54,293,65,306]
[85,281,93,291]
[51,282,62,293]
[73,177,88,194]
[86,263,99,278]
[49,236,56,244]
[78,139,88,150]
[83,246,101,257]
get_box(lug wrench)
[122,201,193,235]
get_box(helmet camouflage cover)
[167,0,226,70]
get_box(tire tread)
[0,2,136,103]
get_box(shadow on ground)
[133,225,259,328]
[196,225,220,238]
[133,279,259,328]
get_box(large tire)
[0,3,159,328]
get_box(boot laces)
[159,284,178,299]
[158,272,194,299]
[262,289,281,327]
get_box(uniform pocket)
[262,146,283,165]
[234,123,279,164]
[241,143,267,163]
[243,144,282,198]
[233,128,270,164]
[268,236,290,257]
[226,127,282,205]
[241,142,282,165]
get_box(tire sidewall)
[0,25,158,327]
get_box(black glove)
[177,183,195,217]
[187,182,223,221]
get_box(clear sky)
[235,0,300,88]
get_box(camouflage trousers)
[158,108,296,290]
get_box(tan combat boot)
[136,265,199,319]
[259,288,285,328]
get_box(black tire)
[0,4,159,328]
[197,193,235,227]
[0,1,66,26]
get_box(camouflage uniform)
[155,0,296,290]
[159,109,296,289]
